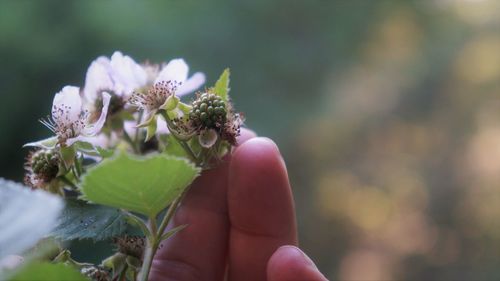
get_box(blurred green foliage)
[3,0,500,280]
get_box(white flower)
[129,58,205,118]
[40,86,111,146]
[83,51,147,103]
[155,58,205,97]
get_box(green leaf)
[0,179,63,259]
[8,262,88,281]
[51,200,128,241]
[81,153,200,218]
[213,68,230,102]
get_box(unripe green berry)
[189,93,227,129]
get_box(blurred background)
[2,0,500,280]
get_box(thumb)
[267,246,328,281]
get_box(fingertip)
[232,137,282,167]
[228,137,297,281]
[267,246,327,281]
[229,137,292,235]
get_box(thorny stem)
[139,187,191,281]
[123,129,139,154]
[178,140,199,164]
[74,155,83,177]
[135,111,144,144]
[71,166,79,181]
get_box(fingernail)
[280,246,318,270]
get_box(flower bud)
[113,236,145,260]
[24,149,61,189]
[31,150,60,180]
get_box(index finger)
[227,137,298,281]
[150,128,256,281]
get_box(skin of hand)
[150,129,327,281]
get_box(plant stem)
[74,155,83,177]
[178,140,199,163]
[123,129,139,154]
[135,111,144,143]
[138,187,191,281]
[157,190,185,240]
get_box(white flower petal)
[0,255,23,270]
[110,51,147,96]
[155,58,189,84]
[52,86,82,123]
[176,72,206,97]
[0,179,63,258]
[82,92,111,136]
[83,56,112,103]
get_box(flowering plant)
[0,52,243,281]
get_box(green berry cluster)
[189,93,227,129]
[31,150,59,181]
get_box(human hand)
[150,129,327,281]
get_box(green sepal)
[96,147,115,158]
[162,95,179,111]
[101,252,126,273]
[160,224,187,241]
[71,141,114,159]
[166,109,178,120]
[136,112,156,128]
[145,116,157,142]
[59,146,76,169]
[73,141,97,156]
[23,136,58,149]
[177,102,192,115]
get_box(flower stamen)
[128,80,181,113]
